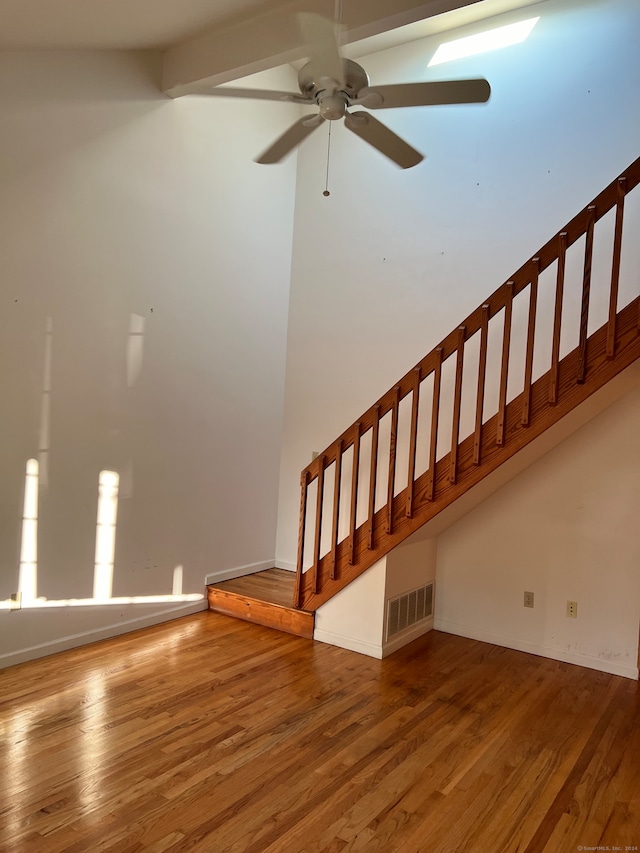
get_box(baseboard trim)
[0,600,207,670]
[274,560,296,571]
[205,559,275,585]
[434,619,639,681]
[382,618,434,658]
[314,627,383,659]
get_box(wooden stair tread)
[207,568,314,639]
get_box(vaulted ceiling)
[0,0,543,94]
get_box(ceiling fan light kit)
[197,13,491,169]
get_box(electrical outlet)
[524,591,534,608]
[311,451,319,461]
[566,600,578,618]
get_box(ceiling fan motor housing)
[298,58,370,104]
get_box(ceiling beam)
[162,0,482,97]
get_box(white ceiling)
[0,0,541,50]
[0,0,268,50]
[0,0,544,93]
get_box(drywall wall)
[0,52,299,665]
[435,383,640,679]
[382,537,437,656]
[275,0,640,568]
[314,536,436,658]
[314,556,388,657]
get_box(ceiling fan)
[191,14,491,169]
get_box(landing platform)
[207,568,314,639]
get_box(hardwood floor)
[1,613,639,852]
[210,568,296,607]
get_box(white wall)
[0,51,300,665]
[435,384,640,679]
[314,536,436,658]
[314,556,388,657]
[275,0,640,567]
[382,537,437,656]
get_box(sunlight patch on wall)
[428,17,539,66]
[0,463,205,611]
[18,459,39,604]
[172,565,183,596]
[93,470,119,601]
[2,593,205,608]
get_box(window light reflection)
[93,471,119,601]
[428,17,539,66]
[18,459,39,604]
[2,462,205,612]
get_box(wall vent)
[386,582,434,640]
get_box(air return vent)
[386,582,434,640]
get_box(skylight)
[428,17,539,66]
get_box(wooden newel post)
[549,232,567,404]
[496,283,513,447]
[450,326,466,483]
[294,470,309,609]
[312,457,326,596]
[330,441,343,581]
[522,261,539,427]
[577,206,596,384]
[474,306,489,465]
[606,178,626,358]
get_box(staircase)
[293,156,640,612]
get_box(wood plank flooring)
[1,612,639,852]
[207,568,314,638]
[210,569,296,607]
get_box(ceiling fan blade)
[256,115,324,164]
[187,85,312,105]
[297,12,345,89]
[344,111,423,169]
[356,79,491,109]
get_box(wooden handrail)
[295,155,640,610]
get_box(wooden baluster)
[387,387,400,535]
[428,349,443,500]
[349,424,361,565]
[449,327,466,484]
[405,367,421,519]
[549,232,567,404]
[312,456,326,595]
[577,206,596,383]
[330,441,343,581]
[606,178,626,358]
[522,261,539,427]
[294,470,310,608]
[473,306,489,465]
[367,407,380,549]
[496,283,514,447]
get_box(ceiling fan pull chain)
[323,122,332,197]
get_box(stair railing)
[295,156,640,611]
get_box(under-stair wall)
[434,378,640,680]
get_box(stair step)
[207,568,314,639]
